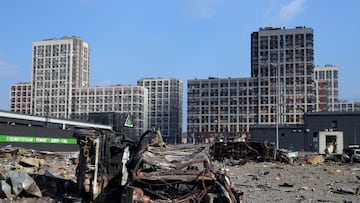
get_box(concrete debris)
[246,170,270,180]
[332,186,359,195]
[224,158,248,167]
[0,179,11,198]
[19,157,45,168]
[278,182,293,187]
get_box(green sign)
[124,115,134,127]
[0,135,77,145]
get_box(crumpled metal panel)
[6,170,42,197]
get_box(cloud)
[186,0,220,19]
[0,57,18,77]
[278,0,305,22]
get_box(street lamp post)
[271,63,280,149]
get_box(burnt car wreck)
[211,140,276,162]
[75,128,243,203]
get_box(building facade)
[251,26,315,124]
[137,78,183,144]
[31,36,90,119]
[314,65,339,111]
[9,82,32,115]
[71,85,149,135]
[187,77,257,142]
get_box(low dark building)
[304,112,360,149]
[250,124,305,150]
[0,110,111,151]
[250,112,360,152]
[0,122,78,151]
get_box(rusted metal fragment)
[277,149,299,164]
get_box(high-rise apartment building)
[137,78,183,143]
[9,82,32,115]
[251,26,315,124]
[187,77,257,141]
[314,65,339,111]
[31,36,90,119]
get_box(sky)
[1,0,360,123]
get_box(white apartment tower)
[137,78,183,144]
[31,36,89,119]
[251,26,315,124]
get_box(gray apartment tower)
[31,36,90,119]
[137,78,183,144]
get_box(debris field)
[1,143,360,202]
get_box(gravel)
[214,160,360,203]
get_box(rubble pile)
[2,134,360,203]
[0,147,78,202]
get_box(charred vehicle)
[342,145,360,163]
[74,127,242,203]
